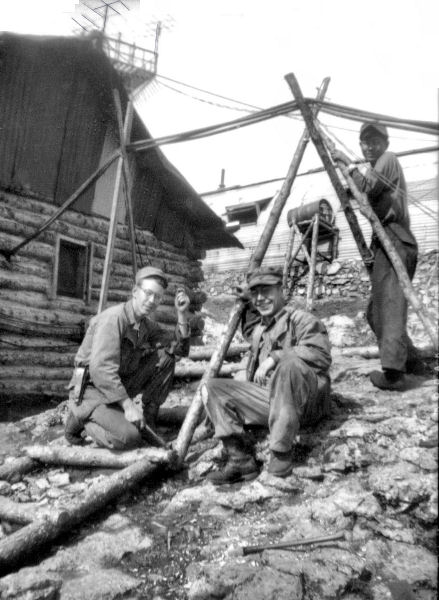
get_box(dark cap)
[246,266,283,289]
[135,266,168,289]
[360,122,388,141]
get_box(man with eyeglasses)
[202,266,331,484]
[64,266,190,449]
[331,122,423,391]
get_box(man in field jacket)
[203,266,331,484]
[331,122,423,391]
[64,266,190,450]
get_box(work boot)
[406,356,435,376]
[268,450,293,478]
[207,436,259,485]
[370,369,409,391]
[64,411,85,445]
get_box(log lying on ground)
[0,497,49,524]
[174,359,246,379]
[339,344,436,359]
[24,445,171,469]
[0,456,36,482]
[0,449,176,574]
[189,343,249,361]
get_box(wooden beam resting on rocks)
[0,449,176,574]
[24,445,172,469]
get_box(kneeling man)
[204,266,331,484]
[65,266,190,449]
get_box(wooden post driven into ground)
[113,90,137,275]
[173,77,331,463]
[306,214,320,310]
[98,96,135,313]
[285,73,373,272]
[282,221,296,291]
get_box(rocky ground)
[0,297,437,600]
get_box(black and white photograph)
[0,1,437,598]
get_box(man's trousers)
[367,230,418,373]
[70,353,175,450]
[204,356,330,453]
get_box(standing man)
[331,122,421,390]
[203,266,331,484]
[64,266,190,449]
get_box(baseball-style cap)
[246,266,283,289]
[360,122,389,141]
[135,266,168,289]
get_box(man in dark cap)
[331,122,421,391]
[202,266,331,484]
[64,266,190,449]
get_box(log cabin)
[0,32,242,403]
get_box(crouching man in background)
[203,266,331,484]
[64,266,190,449]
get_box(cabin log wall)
[0,191,205,401]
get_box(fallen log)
[0,456,36,482]
[0,449,176,574]
[174,360,246,379]
[24,445,171,469]
[188,343,249,362]
[0,497,48,524]
[339,343,436,359]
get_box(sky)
[1,0,438,192]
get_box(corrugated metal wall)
[0,36,108,207]
[203,170,438,273]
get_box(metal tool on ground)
[242,530,347,555]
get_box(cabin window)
[53,236,93,302]
[225,198,271,227]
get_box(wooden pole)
[24,445,172,469]
[113,90,137,275]
[173,77,331,464]
[98,101,134,313]
[285,73,373,272]
[1,152,120,260]
[306,214,319,310]
[282,222,296,290]
[0,450,175,574]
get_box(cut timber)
[0,450,175,574]
[174,359,246,379]
[0,497,48,524]
[24,445,172,469]
[174,78,331,463]
[188,343,249,361]
[0,456,36,482]
[339,344,436,359]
